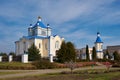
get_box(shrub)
[32,60,56,69]
[112,63,120,67]
[54,63,67,68]
[76,62,96,68]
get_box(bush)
[32,60,56,69]
[2,56,8,62]
[76,62,96,68]
[112,63,120,67]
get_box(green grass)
[4,70,120,80]
[0,62,36,69]
[0,62,31,66]
[87,72,120,80]
[0,71,30,76]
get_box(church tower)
[28,16,51,37]
[95,32,103,59]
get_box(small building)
[15,17,64,62]
[95,32,103,59]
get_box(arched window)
[45,43,47,50]
[55,41,59,49]
[39,43,41,48]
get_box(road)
[0,66,107,79]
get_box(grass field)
[0,62,36,69]
[5,70,120,80]
[0,62,120,80]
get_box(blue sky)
[0,0,120,53]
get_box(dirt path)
[0,66,107,79]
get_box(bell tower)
[95,32,103,59]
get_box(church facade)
[15,17,64,62]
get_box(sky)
[0,0,120,53]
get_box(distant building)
[95,32,103,59]
[76,48,92,60]
[80,48,93,60]
[107,45,120,54]
[76,49,81,59]
[15,17,64,62]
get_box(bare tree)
[66,60,76,74]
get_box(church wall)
[95,43,103,51]
[49,36,54,57]
[49,36,64,56]
[42,39,49,57]
[47,28,51,36]
[19,39,24,55]
[15,41,19,55]
[95,43,103,59]
[97,52,103,59]
[34,39,43,56]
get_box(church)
[95,32,103,59]
[15,17,64,62]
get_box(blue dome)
[95,32,103,43]
[95,36,103,43]
[34,21,47,28]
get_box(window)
[45,43,47,50]
[41,31,46,36]
[39,43,41,48]
[55,41,59,49]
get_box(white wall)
[9,55,13,62]
[22,54,28,63]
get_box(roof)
[33,21,47,28]
[95,36,103,43]
[23,36,49,39]
[95,32,103,43]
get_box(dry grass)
[0,62,36,70]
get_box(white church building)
[15,17,64,62]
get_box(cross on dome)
[38,16,42,21]
[97,32,100,37]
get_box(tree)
[113,51,120,62]
[105,50,112,60]
[66,60,76,74]
[28,44,41,61]
[9,52,16,56]
[0,52,7,57]
[57,41,76,63]
[57,41,66,63]
[86,45,90,61]
[103,52,107,60]
[92,47,96,61]
[0,52,8,61]
[66,42,76,62]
